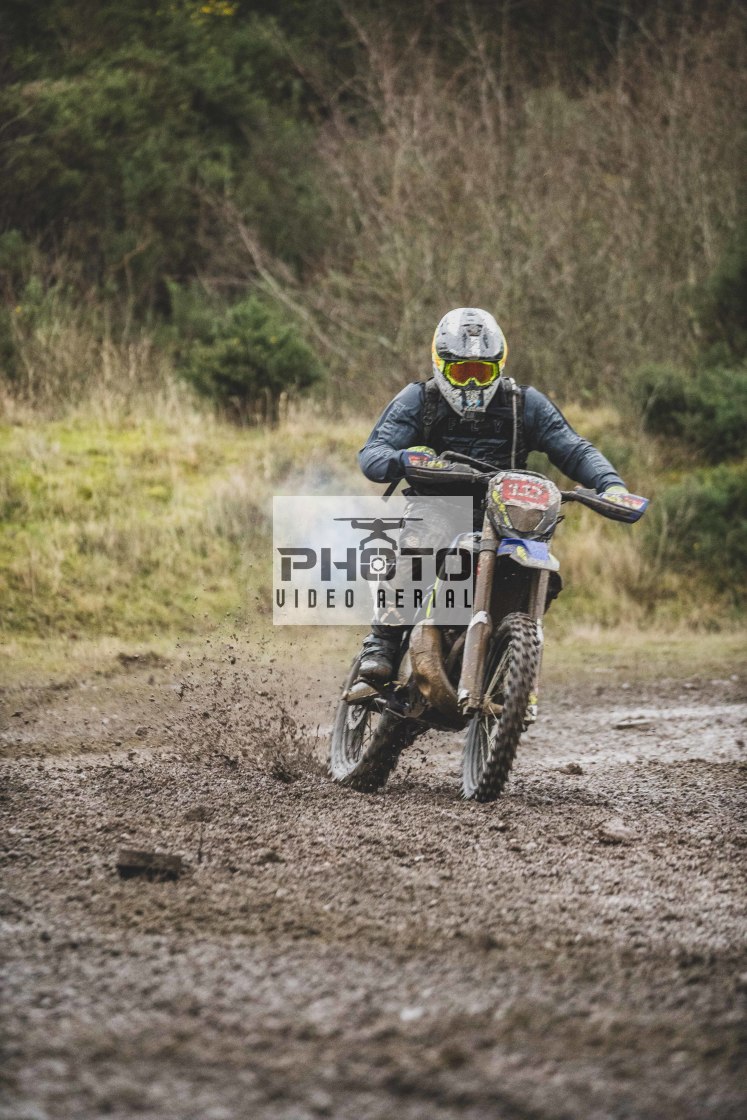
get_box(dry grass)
[3,287,185,421]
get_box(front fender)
[497,538,560,571]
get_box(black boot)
[358,627,403,683]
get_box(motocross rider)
[357,306,629,684]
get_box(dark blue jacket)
[359,380,624,492]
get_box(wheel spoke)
[485,648,510,702]
[331,659,407,790]
[477,647,508,774]
[479,716,490,770]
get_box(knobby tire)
[329,656,414,793]
[462,612,540,802]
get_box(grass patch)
[542,626,746,686]
[1,417,249,638]
[1,400,743,684]
[0,409,366,646]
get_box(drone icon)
[333,516,422,550]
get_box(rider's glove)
[601,484,629,499]
[400,446,436,464]
[400,447,483,491]
[400,446,436,476]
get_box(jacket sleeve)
[358,383,425,482]
[524,388,625,492]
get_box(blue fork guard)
[497,538,560,571]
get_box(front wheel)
[329,656,413,793]
[462,612,540,802]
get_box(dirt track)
[1,644,746,1120]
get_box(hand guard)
[573,486,649,523]
[401,450,484,492]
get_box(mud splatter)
[1,652,745,1119]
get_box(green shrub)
[177,295,322,421]
[166,281,221,346]
[698,220,747,365]
[0,11,329,310]
[0,307,18,383]
[0,231,33,382]
[644,463,747,600]
[630,362,747,463]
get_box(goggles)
[443,360,500,387]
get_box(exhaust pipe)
[408,622,459,721]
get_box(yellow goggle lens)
[444,360,500,387]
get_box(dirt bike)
[329,451,648,801]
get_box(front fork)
[524,568,549,723]
[457,520,548,718]
[457,520,497,715]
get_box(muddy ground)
[1,639,746,1120]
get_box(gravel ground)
[1,644,745,1120]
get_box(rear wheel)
[462,612,539,802]
[329,656,413,792]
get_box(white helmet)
[431,307,508,415]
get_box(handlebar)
[438,450,648,524]
[440,449,498,472]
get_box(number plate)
[498,477,551,507]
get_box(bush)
[698,219,747,365]
[630,362,747,463]
[0,10,329,310]
[177,295,322,422]
[644,463,747,601]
